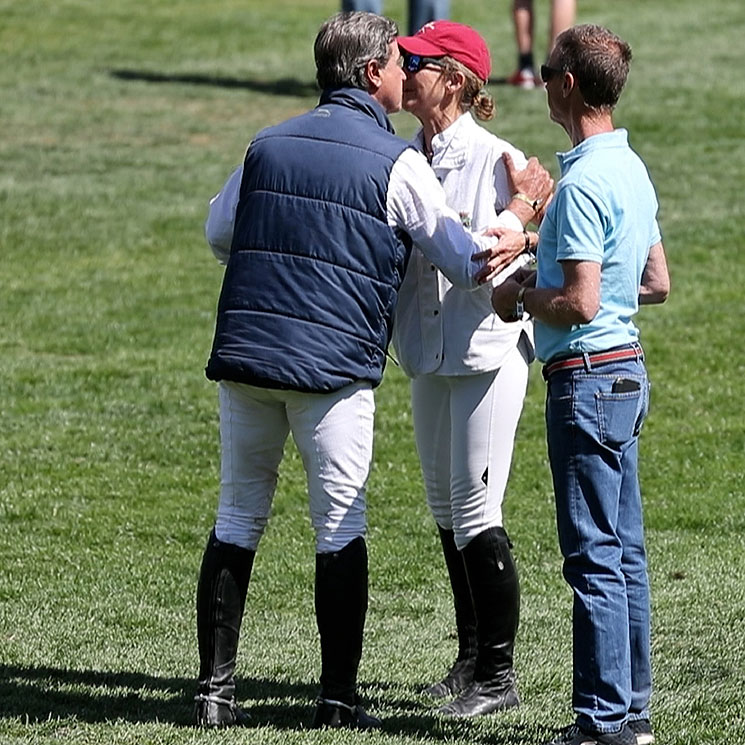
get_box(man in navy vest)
[194,10,551,731]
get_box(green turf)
[1,0,744,743]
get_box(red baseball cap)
[397,20,491,82]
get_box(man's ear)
[365,58,382,93]
[562,70,576,98]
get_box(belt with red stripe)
[543,344,643,378]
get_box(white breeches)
[214,380,375,554]
[410,338,530,550]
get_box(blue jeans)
[545,350,652,734]
[340,0,450,35]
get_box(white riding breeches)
[410,337,530,550]
[214,380,375,554]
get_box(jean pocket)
[595,387,643,447]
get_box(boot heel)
[193,693,250,727]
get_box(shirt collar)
[414,112,473,169]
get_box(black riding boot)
[439,527,520,717]
[424,525,478,698]
[311,536,381,730]
[193,529,255,727]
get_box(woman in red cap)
[392,20,550,718]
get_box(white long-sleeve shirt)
[205,146,496,291]
[392,112,534,377]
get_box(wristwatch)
[515,286,527,320]
[513,192,544,213]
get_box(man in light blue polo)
[491,24,670,745]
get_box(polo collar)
[557,128,629,174]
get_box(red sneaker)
[507,67,538,89]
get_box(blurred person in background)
[342,0,449,36]
[394,20,552,718]
[492,24,669,745]
[507,0,576,88]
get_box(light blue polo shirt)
[534,129,661,363]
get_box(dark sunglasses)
[401,52,445,72]
[540,64,564,83]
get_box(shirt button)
[433,309,439,316]
[430,264,436,271]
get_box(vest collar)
[319,87,396,134]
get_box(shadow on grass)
[0,664,194,726]
[109,68,318,97]
[487,75,547,90]
[0,664,316,727]
[0,664,537,741]
[109,68,527,95]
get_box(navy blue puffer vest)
[206,88,412,392]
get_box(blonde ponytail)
[441,57,496,121]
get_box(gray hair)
[314,11,398,91]
[553,24,632,111]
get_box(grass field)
[1,0,744,743]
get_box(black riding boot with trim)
[193,529,254,727]
[438,527,520,717]
[423,525,478,698]
[311,536,381,730]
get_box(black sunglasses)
[540,64,564,83]
[401,52,445,73]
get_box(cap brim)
[396,35,445,57]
